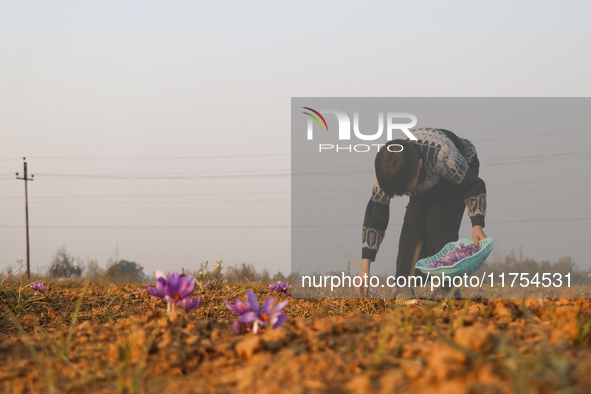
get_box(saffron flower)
[237,290,288,334]
[226,291,256,334]
[203,281,218,288]
[428,244,480,269]
[179,296,201,313]
[368,288,379,298]
[146,270,195,314]
[29,282,47,293]
[267,281,291,293]
[226,294,253,315]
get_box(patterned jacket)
[361,128,486,261]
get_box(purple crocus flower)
[226,290,257,334]
[146,270,196,314]
[29,282,47,293]
[267,281,291,293]
[203,281,218,288]
[225,295,252,315]
[178,296,201,313]
[237,291,288,334]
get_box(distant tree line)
[1,247,289,285]
[185,261,289,285]
[45,246,146,283]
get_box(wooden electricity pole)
[16,157,34,281]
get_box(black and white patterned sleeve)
[440,141,487,227]
[362,179,392,261]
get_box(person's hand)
[472,225,487,248]
[355,259,372,296]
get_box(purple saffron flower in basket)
[179,296,201,313]
[428,244,481,269]
[29,282,47,293]
[146,270,196,314]
[267,281,291,293]
[237,291,288,334]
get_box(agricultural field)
[1,280,591,394]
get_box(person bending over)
[356,128,487,303]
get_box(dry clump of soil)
[1,283,591,393]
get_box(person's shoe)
[428,286,462,300]
[395,288,420,306]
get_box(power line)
[25,153,292,160]
[0,217,589,230]
[12,148,591,181]
[0,191,292,200]
[493,187,591,195]
[0,224,293,229]
[491,177,591,185]
[31,169,372,181]
[0,186,590,205]
[0,199,292,205]
[2,142,590,183]
[33,172,293,180]
[484,150,591,166]
[1,178,591,201]
[1,127,588,163]
[473,128,591,142]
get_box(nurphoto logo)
[302,107,418,153]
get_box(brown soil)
[1,283,591,393]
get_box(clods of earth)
[1,282,591,393]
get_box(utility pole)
[16,157,34,281]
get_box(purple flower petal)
[235,299,248,314]
[275,301,288,312]
[177,275,188,293]
[226,301,239,314]
[238,311,258,323]
[236,300,244,313]
[164,295,176,304]
[193,296,202,307]
[246,290,259,313]
[146,285,165,298]
[178,297,190,312]
[167,272,183,296]
[226,298,251,315]
[232,319,242,334]
[261,296,275,315]
[29,282,47,293]
[272,313,287,328]
[181,278,196,298]
[155,270,166,280]
[268,281,291,293]
[155,277,167,292]
[179,296,201,313]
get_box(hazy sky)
[1,1,591,278]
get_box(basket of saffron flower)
[415,237,495,278]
